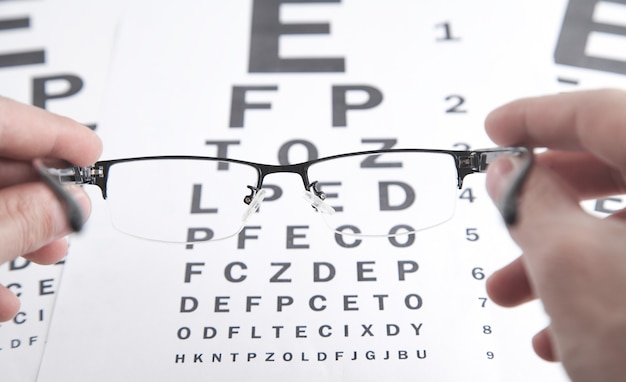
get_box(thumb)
[486,155,583,249]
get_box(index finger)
[0,96,102,165]
[485,89,626,171]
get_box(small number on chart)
[478,297,488,308]
[459,188,476,203]
[435,22,460,41]
[453,142,471,150]
[472,267,485,280]
[445,95,467,113]
[465,228,479,242]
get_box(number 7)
[479,297,488,308]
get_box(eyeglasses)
[35,147,532,244]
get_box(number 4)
[459,188,476,203]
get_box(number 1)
[436,22,460,41]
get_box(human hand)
[484,89,626,382]
[0,96,102,322]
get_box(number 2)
[445,95,467,113]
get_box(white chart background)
[1,0,625,381]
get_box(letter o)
[404,294,423,310]
[388,225,415,247]
[177,327,192,340]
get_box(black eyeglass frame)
[35,147,532,234]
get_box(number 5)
[466,228,479,241]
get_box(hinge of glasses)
[56,165,104,185]
[457,153,490,189]
[458,154,478,171]
[81,165,104,184]
[87,166,104,178]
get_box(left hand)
[0,97,102,321]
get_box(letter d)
[379,181,415,211]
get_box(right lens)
[104,158,260,243]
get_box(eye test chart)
[0,1,625,381]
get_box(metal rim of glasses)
[34,147,532,240]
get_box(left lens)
[307,151,458,237]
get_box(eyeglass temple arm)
[33,160,104,232]
[457,147,533,226]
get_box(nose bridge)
[259,162,311,190]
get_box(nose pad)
[302,190,336,215]
[242,188,267,222]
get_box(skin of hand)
[0,96,102,322]
[485,89,626,382]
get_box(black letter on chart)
[332,85,383,127]
[230,86,278,128]
[0,16,45,68]
[32,74,83,110]
[270,262,292,283]
[555,0,626,75]
[249,0,345,72]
